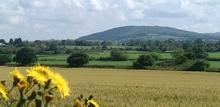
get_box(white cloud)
[119,14,128,21]
[132,10,145,19]
[0,0,220,40]
[33,23,47,32]
[126,0,135,9]
[90,0,104,11]
[9,15,24,25]
[73,0,84,8]
[32,0,45,8]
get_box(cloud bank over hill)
[0,0,220,40]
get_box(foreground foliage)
[0,65,100,107]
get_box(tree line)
[1,38,220,54]
[0,38,217,71]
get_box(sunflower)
[51,73,70,98]
[28,64,53,78]
[0,83,9,101]
[27,65,53,86]
[10,68,29,89]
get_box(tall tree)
[191,39,208,59]
[15,47,37,66]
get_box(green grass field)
[36,52,220,69]
[1,67,220,107]
[64,46,94,49]
[208,52,220,58]
[208,61,220,68]
[37,60,133,68]
[64,45,139,50]
[37,51,173,60]
[35,51,173,68]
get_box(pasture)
[36,52,220,70]
[36,51,173,67]
[208,52,220,59]
[1,66,220,107]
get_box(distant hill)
[207,32,220,36]
[77,26,220,41]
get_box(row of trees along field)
[0,38,217,71]
[2,38,220,53]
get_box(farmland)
[2,39,220,72]
[1,66,220,107]
[34,51,220,70]
[208,52,220,59]
[1,1,220,106]
[32,51,173,68]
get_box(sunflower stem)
[16,90,27,107]
[25,84,36,94]
[45,100,51,107]
[35,97,44,107]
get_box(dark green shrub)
[133,54,159,69]
[175,60,195,71]
[188,60,210,71]
[110,50,128,61]
[67,52,89,67]
[206,57,220,61]
[65,49,74,54]
[98,57,111,61]
[171,48,184,59]
[133,61,145,69]
[0,54,12,65]
[175,56,188,65]
[184,52,196,60]
[192,39,208,59]
[206,68,220,72]
[156,60,174,67]
[148,53,160,60]
[15,48,37,66]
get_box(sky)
[0,0,220,40]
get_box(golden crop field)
[1,66,220,107]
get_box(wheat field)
[1,66,220,107]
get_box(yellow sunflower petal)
[29,65,54,78]
[0,83,9,101]
[10,68,26,82]
[52,73,70,98]
[10,68,29,88]
[28,70,48,86]
[27,65,53,86]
